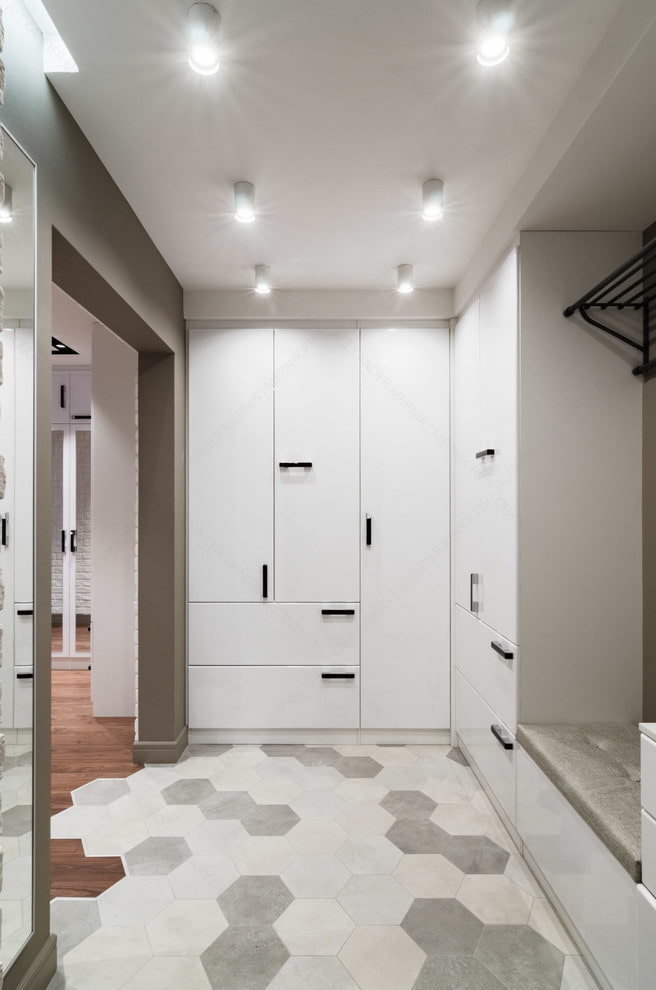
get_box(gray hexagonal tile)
[475,925,565,990]
[73,779,130,805]
[0,806,33,836]
[447,747,469,766]
[335,757,383,778]
[402,898,483,955]
[243,804,301,836]
[380,790,437,821]
[199,790,258,820]
[218,875,294,926]
[414,954,505,990]
[123,836,191,875]
[162,778,217,806]
[386,819,448,854]
[201,925,289,990]
[180,744,233,760]
[297,747,341,767]
[442,835,510,874]
[260,745,305,758]
[51,898,102,959]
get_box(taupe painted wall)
[1,6,186,988]
[644,220,656,720]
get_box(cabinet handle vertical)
[470,573,480,614]
[262,564,268,599]
[1,514,7,547]
[60,384,66,409]
[366,515,372,547]
[70,529,77,553]
[61,529,66,553]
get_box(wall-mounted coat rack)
[564,235,656,377]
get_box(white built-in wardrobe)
[188,326,450,742]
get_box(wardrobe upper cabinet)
[274,329,360,603]
[188,329,274,603]
[52,370,91,425]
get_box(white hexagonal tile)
[337,874,413,925]
[144,805,205,837]
[421,775,472,804]
[334,745,380,758]
[290,789,346,820]
[186,820,249,857]
[528,897,578,954]
[275,898,355,955]
[369,747,418,768]
[168,855,239,899]
[293,766,345,791]
[376,766,430,791]
[127,767,179,792]
[335,779,387,804]
[63,925,152,989]
[281,855,351,898]
[287,820,347,855]
[146,899,227,956]
[108,790,166,822]
[51,805,110,839]
[267,955,358,990]
[429,804,494,835]
[210,765,261,792]
[221,746,265,768]
[255,756,302,779]
[121,956,212,990]
[98,877,175,927]
[248,776,301,805]
[335,802,395,837]
[339,925,425,990]
[457,874,533,924]
[231,836,296,875]
[393,853,464,898]
[336,836,403,875]
[82,819,149,857]
[174,758,227,780]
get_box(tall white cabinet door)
[453,299,485,615]
[274,329,360,603]
[361,328,450,729]
[188,329,274,602]
[478,249,519,642]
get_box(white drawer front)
[454,605,517,732]
[14,667,33,729]
[189,665,360,730]
[189,603,359,666]
[455,670,515,823]
[641,734,656,821]
[643,810,656,899]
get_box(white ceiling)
[42,0,624,291]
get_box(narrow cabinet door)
[361,328,450,729]
[274,329,359,602]
[188,329,273,602]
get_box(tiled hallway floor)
[47,744,598,990]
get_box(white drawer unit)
[641,732,656,821]
[14,667,33,729]
[189,665,360,730]
[454,604,517,732]
[455,670,516,823]
[14,605,34,668]
[189,603,360,666]
[642,809,656,899]
[52,369,91,425]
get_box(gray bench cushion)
[516,723,641,882]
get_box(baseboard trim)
[4,934,57,990]
[134,726,188,764]
[188,728,450,746]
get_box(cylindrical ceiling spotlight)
[476,0,513,67]
[187,2,221,75]
[255,265,271,295]
[397,264,414,294]
[234,181,256,223]
[0,184,13,224]
[422,179,444,221]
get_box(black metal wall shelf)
[564,235,656,377]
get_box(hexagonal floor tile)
[414,954,505,990]
[248,777,301,806]
[380,790,437,821]
[267,955,358,989]
[334,757,383,778]
[144,805,205,837]
[274,898,354,955]
[83,819,149,857]
[218,875,293,926]
[386,819,448,855]
[50,897,102,958]
[231,836,296,875]
[377,766,430,791]
[202,925,289,990]
[181,744,233,760]
[108,790,166,823]
[297,747,341,768]
[97,876,175,926]
[289,789,346,821]
[51,805,110,839]
[1,806,34,837]
[458,874,533,925]
[393,853,464,898]
[72,779,130,806]
[337,874,413,925]
[336,801,396,837]
[210,765,262,792]
[167,855,239,899]
[161,779,216,806]
[336,836,403,874]
[430,804,495,836]
[369,747,418,769]
[285,819,347,856]
[442,835,510,874]
[401,898,483,955]
[242,804,300,836]
[121,956,212,990]
[281,854,351,898]
[63,925,152,989]
[335,778,388,804]
[339,925,425,990]
[123,836,192,876]
[260,744,304,758]
[146,899,227,956]
[475,924,566,990]
[186,820,249,856]
[199,790,257,821]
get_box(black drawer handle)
[17,672,34,680]
[1,514,7,548]
[476,449,495,459]
[70,529,77,553]
[321,672,355,680]
[321,609,355,616]
[61,529,66,553]
[491,641,514,660]
[60,384,66,409]
[366,515,372,547]
[491,724,514,750]
[17,609,34,616]
[72,414,91,420]
[262,564,268,599]
[279,462,312,468]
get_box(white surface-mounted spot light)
[422,178,444,221]
[188,2,221,75]
[0,184,13,224]
[255,265,271,295]
[476,0,512,66]
[397,264,414,294]
[234,181,256,223]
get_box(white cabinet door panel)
[189,602,359,666]
[52,371,69,425]
[188,329,273,602]
[361,328,450,730]
[69,370,92,421]
[275,329,359,602]
[454,605,517,732]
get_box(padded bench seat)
[516,722,641,881]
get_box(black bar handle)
[321,609,355,616]
[1,515,7,548]
[72,415,92,420]
[470,573,480,614]
[476,449,495,459]
[61,529,66,553]
[366,515,372,547]
[321,672,356,680]
[17,609,34,616]
[279,462,313,468]
[17,672,34,680]
[60,384,66,409]
[262,564,268,599]
[490,724,514,750]
[70,529,77,553]
[491,640,514,660]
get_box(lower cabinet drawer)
[455,670,516,823]
[189,665,360,729]
[643,809,656,898]
[14,667,34,729]
[641,734,656,821]
[189,603,360,666]
[454,604,517,732]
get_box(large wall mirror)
[0,124,36,968]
